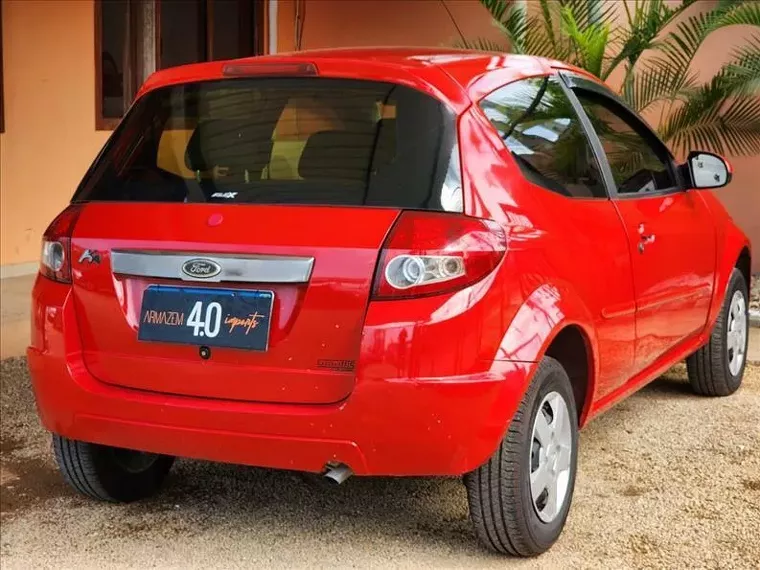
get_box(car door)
[567,78,716,372]
[477,75,637,399]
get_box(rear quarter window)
[75,78,463,212]
[479,76,607,200]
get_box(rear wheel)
[53,435,174,502]
[464,357,578,556]
[687,269,748,397]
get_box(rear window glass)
[75,78,462,212]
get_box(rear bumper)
[28,276,532,476]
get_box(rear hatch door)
[72,203,398,404]
[69,71,459,404]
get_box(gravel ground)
[1,358,759,569]
[750,275,759,322]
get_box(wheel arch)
[493,283,599,429]
[543,324,596,427]
[736,246,751,291]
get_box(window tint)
[575,92,676,195]
[480,77,606,199]
[75,78,461,212]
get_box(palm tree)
[460,0,760,157]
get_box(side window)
[574,92,676,195]
[480,77,606,199]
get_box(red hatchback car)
[29,49,751,556]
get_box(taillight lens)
[40,204,83,283]
[372,212,507,300]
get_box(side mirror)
[685,151,732,189]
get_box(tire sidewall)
[719,271,749,389]
[519,362,579,551]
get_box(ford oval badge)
[181,258,222,279]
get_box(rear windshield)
[75,77,462,212]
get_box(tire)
[687,268,749,397]
[53,435,174,502]
[464,357,578,556]
[464,356,578,556]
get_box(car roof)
[137,47,603,112]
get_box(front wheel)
[687,268,749,397]
[53,435,174,502]
[464,356,578,556]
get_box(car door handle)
[637,223,656,253]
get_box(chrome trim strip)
[111,251,314,283]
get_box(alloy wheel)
[530,391,573,523]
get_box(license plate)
[138,286,274,351]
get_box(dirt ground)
[1,357,759,569]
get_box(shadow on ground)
[2,357,758,568]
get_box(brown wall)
[275,0,506,52]
[1,0,110,268]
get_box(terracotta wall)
[0,0,110,269]
[691,24,759,263]
[275,0,506,53]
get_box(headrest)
[185,119,273,172]
[297,130,375,181]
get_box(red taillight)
[222,62,318,77]
[40,204,84,284]
[372,212,507,300]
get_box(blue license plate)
[138,286,274,351]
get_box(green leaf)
[713,1,760,27]
[660,75,760,156]
[495,3,531,53]
[479,0,510,22]
[624,59,700,112]
[723,35,760,95]
[452,37,507,52]
[651,0,759,98]
[560,6,610,77]
[604,0,695,80]
[460,0,528,53]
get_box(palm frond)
[562,0,618,31]
[495,3,531,54]
[660,76,760,156]
[723,35,760,95]
[603,0,696,80]
[560,7,610,77]
[623,60,700,112]
[479,0,510,23]
[466,0,760,156]
[453,37,507,52]
[651,1,758,95]
[713,1,760,27]
[463,0,526,53]
[533,0,564,59]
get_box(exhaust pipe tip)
[323,463,353,485]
